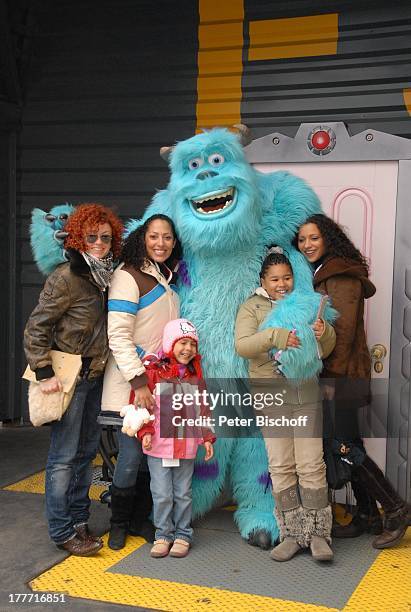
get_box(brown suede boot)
[310,535,333,561]
[271,485,306,561]
[270,537,302,562]
[299,486,333,562]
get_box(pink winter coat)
[137,356,215,460]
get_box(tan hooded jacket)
[235,288,336,405]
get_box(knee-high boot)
[129,469,155,542]
[332,474,383,538]
[108,484,136,550]
[355,455,410,548]
[299,486,333,561]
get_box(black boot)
[128,469,155,542]
[108,485,135,550]
[332,475,383,538]
[356,455,408,549]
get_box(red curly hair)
[64,203,124,258]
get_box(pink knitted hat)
[162,318,199,354]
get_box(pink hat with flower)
[162,318,199,354]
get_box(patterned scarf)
[82,251,114,290]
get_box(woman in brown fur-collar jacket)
[24,203,123,557]
[297,213,409,550]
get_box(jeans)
[147,456,194,543]
[112,429,146,489]
[45,377,102,544]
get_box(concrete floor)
[0,425,153,612]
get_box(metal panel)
[387,159,411,502]
[245,121,411,162]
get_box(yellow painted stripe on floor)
[404,88,411,115]
[196,0,244,129]
[4,458,106,501]
[343,529,411,612]
[5,470,106,501]
[30,533,337,611]
[248,13,338,61]
[29,530,411,612]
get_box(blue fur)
[132,128,323,544]
[261,291,338,381]
[30,203,74,275]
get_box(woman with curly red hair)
[24,203,123,557]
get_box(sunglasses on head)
[85,234,112,244]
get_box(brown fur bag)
[23,351,82,426]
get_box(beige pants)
[260,402,326,493]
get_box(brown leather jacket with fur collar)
[313,256,375,381]
[24,249,109,380]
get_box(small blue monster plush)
[127,126,331,549]
[30,203,74,275]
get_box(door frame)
[245,122,411,501]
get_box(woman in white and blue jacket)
[101,214,181,550]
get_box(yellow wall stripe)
[196,0,244,129]
[248,13,338,61]
[404,88,411,115]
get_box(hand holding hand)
[39,376,62,394]
[142,433,152,450]
[204,441,214,461]
[312,318,325,338]
[286,331,300,348]
[133,385,155,410]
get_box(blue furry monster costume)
[29,128,333,549]
[30,203,74,275]
[126,126,333,549]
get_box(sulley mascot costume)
[126,125,327,549]
[29,126,330,550]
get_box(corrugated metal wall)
[8,0,411,419]
[242,0,411,138]
[14,0,199,420]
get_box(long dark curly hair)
[121,214,182,269]
[296,214,368,271]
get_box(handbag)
[23,314,106,426]
[323,438,352,490]
[23,351,82,426]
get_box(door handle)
[370,344,387,373]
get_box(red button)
[311,130,330,150]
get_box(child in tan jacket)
[235,251,336,563]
